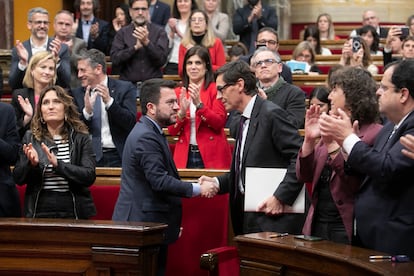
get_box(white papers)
[244,167,305,213]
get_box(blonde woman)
[11,51,57,138]
[178,9,226,76]
[316,13,339,40]
[291,41,321,74]
[202,0,229,41]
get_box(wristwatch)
[196,102,204,110]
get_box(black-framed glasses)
[254,58,279,68]
[256,39,278,46]
[217,83,236,93]
[131,7,148,11]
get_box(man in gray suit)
[200,60,306,236]
[53,10,87,88]
[112,78,217,275]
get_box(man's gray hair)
[251,46,282,66]
[28,7,49,21]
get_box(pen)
[369,255,392,260]
[269,233,288,238]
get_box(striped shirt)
[43,136,70,192]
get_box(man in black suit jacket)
[112,78,217,275]
[319,60,414,259]
[71,49,136,167]
[9,7,70,90]
[201,60,306,236]
[233,0,278,53]
[150,0,171,27]
[74,0,109,54]
[0,102,21,217]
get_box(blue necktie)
[234,115,247,198]
[91,94,102,161]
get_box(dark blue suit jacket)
[112,116,193,244]
[233,4,278,53]
[151,0,171,27]
[0,102,21,217]
[71,77,136,160]
[9,39,71,90]
[218,96,306,235]
[75,17,109,54]
[349,112,414,258]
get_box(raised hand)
[17,95,34,127]
[23,143,39,167]
[15,40,29,66]
[41,142,58,167]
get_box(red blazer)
[296,123,382,241]
[168,82,231,169]
[178,38,226,76]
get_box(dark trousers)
[186,145,204,168]
[312,220,349,244]
[97,148,122,167]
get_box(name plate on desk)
[244,167,305,213]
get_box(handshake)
[198,175,219,198]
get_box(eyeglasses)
[377,83,397,92]
[190,18,205,23]
[131,7,148,11]
[256,39,278,46]
[254,58,279,68]
[217,83,236,93]
[298,53,312,59]
[30,20,50,25]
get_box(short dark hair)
[78,48,106,73]
[140,79,176,115]
[391,59,414,99]
[257,27,279,41]
[74,0,99,14]
[129,0,150,8]
[329,66,379,125]
[215,60,257,96]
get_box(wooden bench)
[0,218,166,275]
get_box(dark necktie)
[234,115,247,198]
[91,94,102,161]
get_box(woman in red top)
[178,9,226,76]
[168,45,231,169]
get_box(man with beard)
[9,7,70,90]
[73,0,109,54]
[110,0,169,98]
[112,78,218,276]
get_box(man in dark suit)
[112,78,217,275]
[252,47,305,128]
[0,102,21,217]
[350,9,388,39]
[233,0,278,53]
[9,7,71,90]
[319,60,414,259]
[150,0,171,27]
[201,60,306,236]
[74,0,109,54]
[71,49,136,167]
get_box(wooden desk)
[235,232,414,276]
[0,218,167,276]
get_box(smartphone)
[352,37,362,53]
[294,235,323,241]
[401,26,410,38]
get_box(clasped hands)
[198,175,219,198]
[23,142,58,168]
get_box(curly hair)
[31,85,89,142]
[329,66,379,125]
